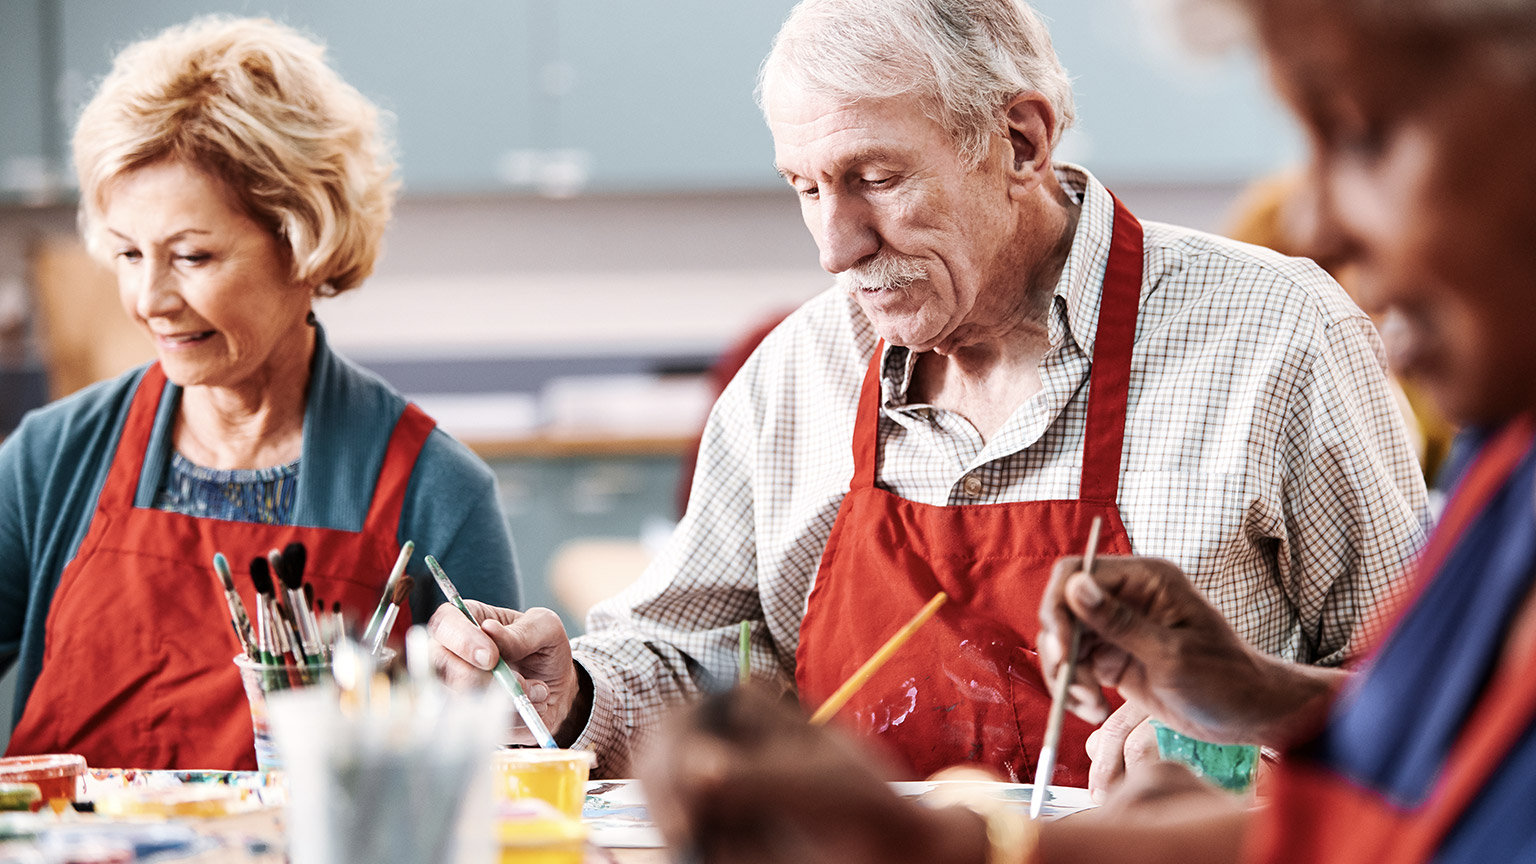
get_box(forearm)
[1241,652,1344,748]
[1039,798,1253,864]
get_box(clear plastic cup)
[235,654,332,772]
[492,749,597,818]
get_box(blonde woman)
[0,17,519,769]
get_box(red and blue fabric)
[1249,415,1536,863]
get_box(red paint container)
[0,754,87,804]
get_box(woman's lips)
[154,330,216,348]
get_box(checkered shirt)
[569,164,1430,777]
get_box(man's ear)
[1002,91,1058,186]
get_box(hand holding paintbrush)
[425,555,559,748]
[1031,516,1103,819]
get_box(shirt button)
[961,474,984,498]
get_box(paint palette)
[891,780,1097,820]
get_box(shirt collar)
[879,162,1123,404]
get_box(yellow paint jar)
[497,798,588,864]
[492,748,596,819]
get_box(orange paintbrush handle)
[809,591,949,725]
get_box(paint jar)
[234,654,332,772]
[497,798,588,864]
[1149,719,1259,792]
[0,754,87,805]
[492,748,597,819]
[0,781,42,812]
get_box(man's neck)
[908,189,1081,442]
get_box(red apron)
[1246,416,1536,864]
[6,364,430,769]
[795,196,1145,785]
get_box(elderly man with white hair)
[430,0,1427,786]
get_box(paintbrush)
[273,544,322,664]
[368,576,414,657]
[363,541,415,648]
[212,553,256,656]
[1030,516,1104,820]
[248,557,290,690]
[425,555,558,749]
[253,558,306,687]
[739,620,751,686]
[809,591,949,725]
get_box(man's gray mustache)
[836,256,928,292]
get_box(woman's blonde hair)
[73,16,397,296]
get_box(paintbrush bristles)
[213,553,236,591]
[392,575,414,607]
[282,542,307,590]
[250,557,274,596]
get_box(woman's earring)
[305,309,317,327]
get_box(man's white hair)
[758,0,1076,168]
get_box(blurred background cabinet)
[3,0,1302,204]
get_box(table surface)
[9,772,1092,862]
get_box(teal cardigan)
[0,326,521,725]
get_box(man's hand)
[642,687,989,864]
[428,601,585,742]
[1038,555,1343,747]
[1084,703,1159,803]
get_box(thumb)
[1064,571,1164,661]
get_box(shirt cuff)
[569,654,631,778]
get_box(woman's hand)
[427,600,586,742]
[642,687,989,864]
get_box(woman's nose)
[125,260,184,320]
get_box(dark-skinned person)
[642,0,1536,861]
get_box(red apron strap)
[850,346,886,492]
[94,365,169,511]
[361,403,438,537]
[1079,194,1144,504]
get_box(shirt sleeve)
[568,352,777,778]
[400,428,522,622]
[1276,314,1429,665]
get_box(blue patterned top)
[152,451,300,524]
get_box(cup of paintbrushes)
[236,648,395,773]
[235,654,332,773]
[269,631,509,864]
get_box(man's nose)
[817,192,880,274]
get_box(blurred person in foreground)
[0,17,519,769]
[1223,170,1457,484]
[643,0,1536,861]
[431,0,1427,788]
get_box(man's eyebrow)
[774,148,903,181]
